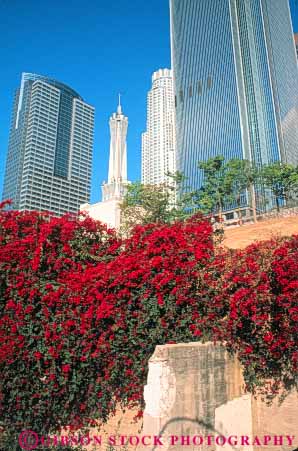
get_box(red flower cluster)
[199,238,298,398]
[0,204,297,441]
[0,207,121,438]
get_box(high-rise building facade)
[170,0,298,193]
[142,69,176,185]
[2,72,94,216]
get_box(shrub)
[0,202,297,450]
[205,238,298,398]
[0,205,121,448]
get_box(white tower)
[142,68,176,185]
[80,97,130,229]
[102,95,129,201]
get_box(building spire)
[101,96,128,202]
[117,93,122,115]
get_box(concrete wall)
[80,198,121,229]
[140,342,298,451]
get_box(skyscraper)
[2,72,94,216]
[170,0,298,193]
[142,69,176,185]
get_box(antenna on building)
[117,93,122,114]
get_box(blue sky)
[0,0,297,203]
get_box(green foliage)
[120,181,172,226]
[197,155,233,217]
[224,159,259,222]
[225,159,257,202]
[197,156,298,219]
[260,162,298,211]
[120,173,198,233]
[121,158,298,230]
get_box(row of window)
[176,76,213,105]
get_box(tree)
[120,173,199,233]
[260,162,298,211]
[197,156,233,220]
[225,159,258,224]
[120,181,172,228]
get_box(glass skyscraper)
[2,73,94,216]
[170,0,298,193]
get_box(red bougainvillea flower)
[0,201,297,442]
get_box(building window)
[179,89,184,103]
[189,85,193,97]
[225,212,234,220]
[207,76,212,89]
[198,81,202,95]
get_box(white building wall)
[81,199,121,230]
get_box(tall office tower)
[102,96,129,201]
[2,72,94,216]
[142,68,176,185]
[170,0,298,193]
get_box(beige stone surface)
[252,392,298,451]
[215,394,253,451]
[66,408,142,451]
[223,216,298,249]
[93,408,142,450]
[140,342,245,451]
[139,342,298,451]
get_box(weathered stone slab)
[139,342,298,451]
